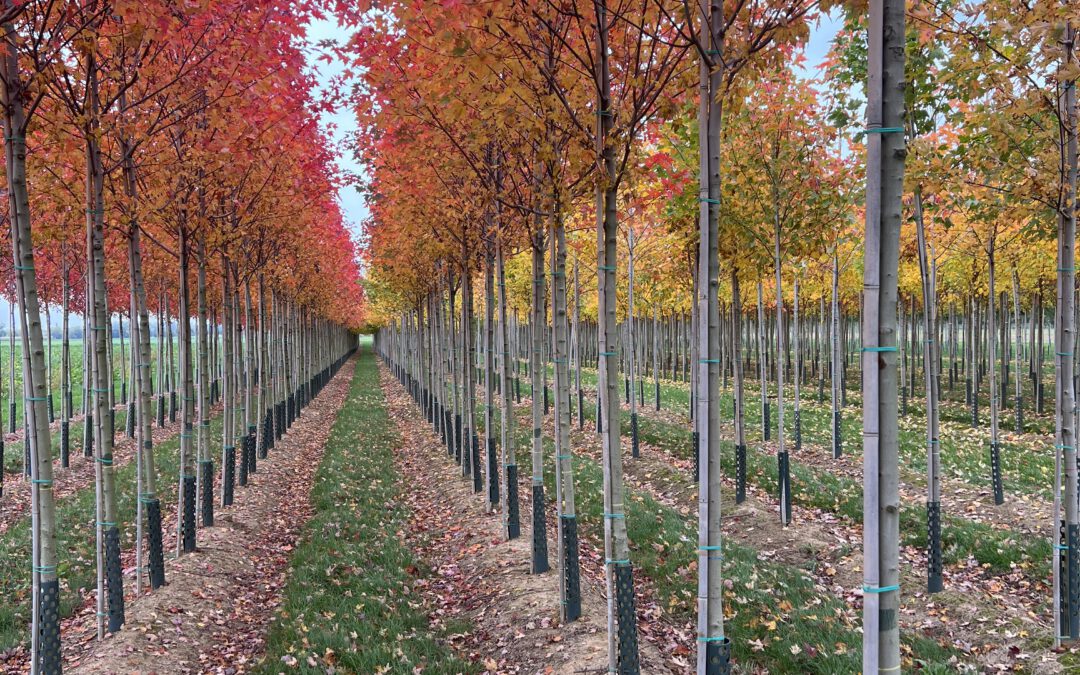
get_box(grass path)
[259,348,473,674]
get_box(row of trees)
[0,0,365,672]
[358,0,1077,672]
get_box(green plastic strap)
[556,454,572,459]
[603,513,625,519]
[699,359,720,363]
[1059,267,1075,272]
[97,521,117,527]
[179,433,193,438]
[864,127,904,134]
[862,346,897,352]
[599,265,615,271]
[606,558,630,565]
[1057,445,1074,450]
[698,197,720,205]
[600,351,616,356]
[705,50,720,55]
[863,584,899,593]
[1058,352,1073,356]
[33,565,57,573]
[198,459,212,464]
[503,463,516,468]
[32,479,53,485]
[95,457,113,465]
[224,445,236,450]
[697,636,726,642]
[598,109,613,117]
[562,514,576,519]
[25,396,46,402]
[1055,544,1070,550]
[699,545,722,551]
[14,264,34,271]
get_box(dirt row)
[1,365,352,674]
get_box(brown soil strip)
[380,364,675,674]
[28,362,355,675]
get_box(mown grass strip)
[259,350,474,674]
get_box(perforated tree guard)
[247,429,257,473]
[532,484,549,573]
[146,497,166,588]
[692,431,700,482]
[561,516,581,622]
[595,398,602,434]
[471,432,482,494]
[763,402,771,441]
[47,394,54,423]
[126,400,135,437]
[704,636,731,675]
[614,563,640,674]
[1015,396,1024,433]
[832,410,842,458]
[238,439,249,487]
[170,391,177,422]
[794,409,802,452]
[577,389,584,430]
[157,395,165,427]
[183,474,197,551]
[38,578,60,675]
[630,413,639,458]
[1070,523,1080,639]
[927,500,942,593]
[543,385,550,415]
[0,440,4,497]
[454,414,462,461]
[224,446,236,506]
[83,414,94,457]
[461,421,470,476]
[7,401,14,433]
[488,438,499,505]
[104,526,125,632]
[778,451,791,524]
[506,465,520,539]
[261,410,272,456]
[121,382,127,405]
[990,441,1004,505]
[735,444,746,504]
[200,460,214,527]
[901,384,908,417]
[624,377,630,402]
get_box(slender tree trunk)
[861,0,906,664]
[1,12,61,665]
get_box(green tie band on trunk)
[14,264,34,271]
[698,197,720,204]
[863,584,899,593]
[862,346,897,352]
[697,636,726,642]
[864,127,903,134]
[603,513,625,519]
[32,479,53,485]
[95,457,113,465]
[33,565,57,573]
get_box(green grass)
[470,400,962,672]
[258,349,474,674]
[0,403,225,651]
